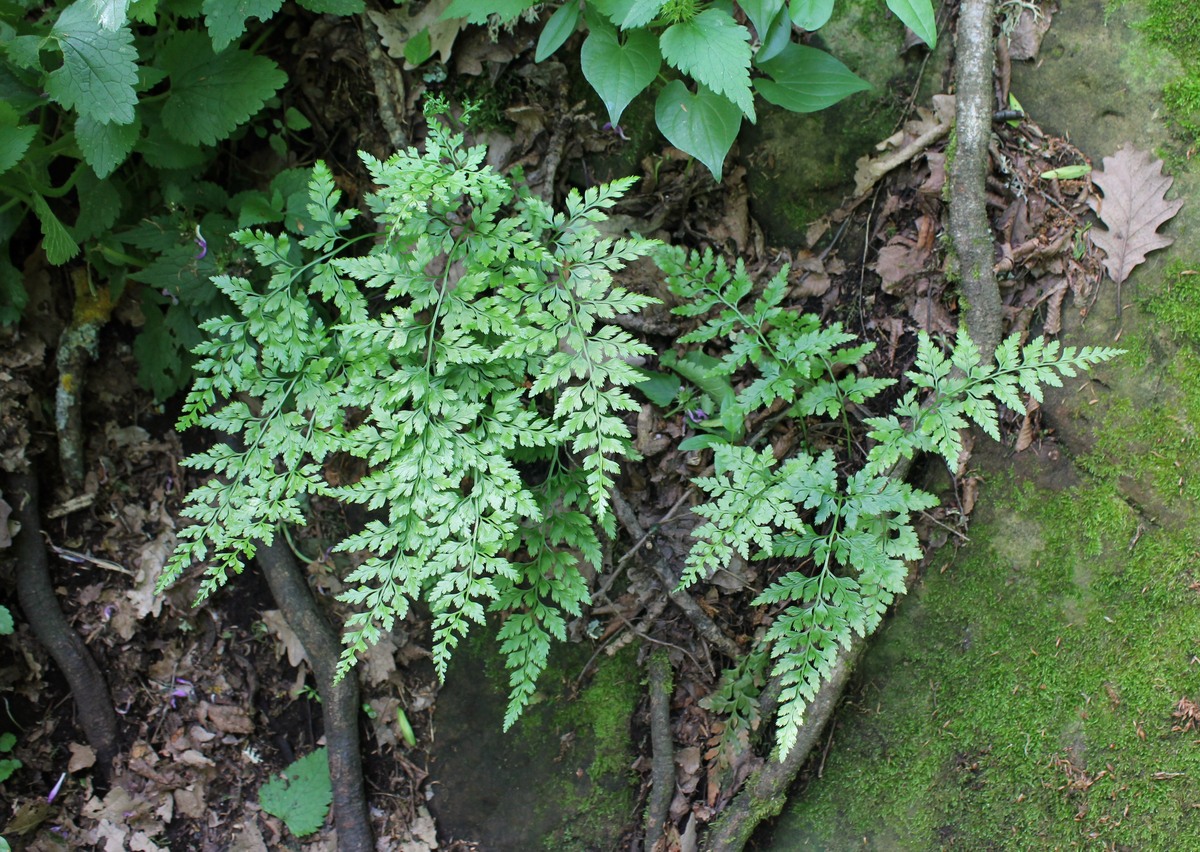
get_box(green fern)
[658,246,1121,759]
[161,105,657,727]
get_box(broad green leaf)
[753,43,870,113]
[885,0,936,47]
[30,193,81,265]
[659,10,755,121]
[619,0,665,29]
[75,111,140,178]
[0,124,35,176]
[283,107,311,131]
[789,0,833,31]
[655,81,742,180]
[259,749,332,838]
[587,0,637,25]
[634,368,681,407]
[160,32,287,146]
[536,1,580,61]
[739,0,783,40]
[679,433,731,451]
[443,0,531,24]
[5,36,46,71]
[403,29,432,65]
[84,0,131,29]
[0,604,12,635]
[47,3,138,126]
[202,0,284,51]
[580,24,660,126]
[756,8,791,63]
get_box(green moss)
[1145,260,1200,343]
[770,478,1200,850]
[1135,0,1200,146]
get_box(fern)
[161,105,657,726]
[658,246,1121,759]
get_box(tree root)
[3,469,121,781]
[700,636,866,851]
[950,0,1001,360]
[644,647,675,848]
[255,535,373,851]
[55,273,113,489]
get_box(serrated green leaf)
[72,168,123,241]
[203,0,284,51]
[754,43,870,112]
[789,0,834,30]
[76,111,140,178]
[580,23,660,126]
[535,1,580,62]
[0,123,35,176]
[259,748,332,838]
[886,0,937,47]
[619,0,665,29]
[654,81,742,180]
[6,35,48,72]
[30,193,80,264]
[47,3,138,126]
[739,0,783,40]
[84,0,131,29]
[160,32,287,146]
[443,0,531,24]
[659,10,755,121]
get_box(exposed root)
[644,647,675,848]
[4,469,121,782]
[255,534,373,851]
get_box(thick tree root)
[700,636,865,851]
[644,647,675,848]
[255,535,373,852]
[4,469,121,781]
[950,0,1001,360]
[55,274,113,489]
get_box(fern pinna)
[657,245,1121,758]
[160,104,657,727]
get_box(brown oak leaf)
[1087,144,1184,285]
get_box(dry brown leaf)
[68,742,96,773]
[368,0,463,69]
[262,609,308,668]
[1088,144,1184,285]
[201,702,255,735]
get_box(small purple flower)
[602,122,630,141]
[193,224,207,260]
[47,772,66,803]
[685,408,708,424]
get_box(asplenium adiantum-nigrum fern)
[159,103,659,727]
[655,245,1121,758]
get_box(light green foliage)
[162,108,657,726]
[0,605,12,635]
[433,0,936,178]
[0,732,20,784]
[656,246,1121,759]
[258,748,332,837]
[0,0,360,397]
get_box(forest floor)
[0,1,1188,850]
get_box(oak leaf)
[1087,144,1184,285]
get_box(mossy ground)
[430,632,640,849]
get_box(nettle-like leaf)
[754,44,871,113]
[47,2,139,126]
[655,81,743,180]
[580,22,661,126]
[259,749,332,838]
[203,0,286,51]
[159,32,287,146]
[659,9,755,121]
[75,112,141,179]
